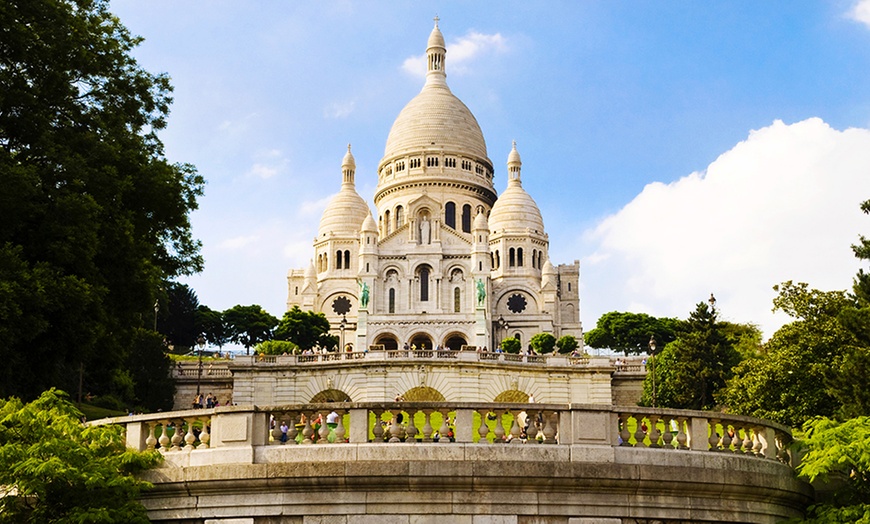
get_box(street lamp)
[196,334,206,398]
[649,335,657,408]
[708,293,716,312]
[339,314,347,353]
[497,315,508,349]
[153,299,159,331]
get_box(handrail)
[93,402,795,469]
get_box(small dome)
[318,147,371,238]
[473,208,488,231]
[361,213,377,233]
[489,142,545,234]
[428,19,445,49]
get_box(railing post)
[349,408,368,443]
[125,420,149,451]
[688,416,709,451]
[455,408,474,443]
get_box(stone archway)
[443,334,467,351]
[375,334,399,351]
[310,389,352,403]
[409,333,432,350]
[401,386,445,401]
[493,389,530,403]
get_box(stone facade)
[286,21,581,354]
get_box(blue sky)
[111,1,870,339]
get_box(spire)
[426,17,447,86]
[342,144,356,186]
[507,140,522,184]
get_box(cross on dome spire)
[426,18,447,85]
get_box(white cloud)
[582,118,870,338]
[849,0,870,28]
[245,163,279,179]
[402,31,507,78]
[324,99,356,119]
[218,235,259,250]
[244,149,288,179]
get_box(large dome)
[381,21,489,164]
[383,86,488,161]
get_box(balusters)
[648,415,661,448]
[318,411,331,443]
[633,414,647,448]
[183,417,197,451]
[334,411,346,443]
[170,420,184,451]
[158,419,171,450]
[509,410,522,444]
[145,422,158,450]
[301,412,315,444]
[286,413,298,445]
[478,410,491,443]
[371,409,385,443]
[661,416,675,449]
[271,414,284,445]
[741,425,753,454]
[675,417,688,449]
[493,410,506,443]
[542,411,557,444]
[708,418,721,451]
[421,410,434,442]
[720,423,733,452]
[438,409,451,444]
[527,409,540,443]
[752,426,763,456]
[618,413,631,446]
[404,409,418,443]
[388,409,404,443]
[199,416,210,448]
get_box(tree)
[256,340,299,355]
[719,282,858,427]
[642,302,742,410]
[501,337,521,354]
[0,389,161,522]
[158,282,200,349]
[0,0,203,403]
[195,305,230,350]
[555,334,580,354]
[792,416,870,523]
[224,305,278,355]
[273,306,332,351]
[530,332,557,354]
[584,311,679,356]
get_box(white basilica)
[286,20,582,353]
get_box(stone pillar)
[475,305,489,348]
[688,416,710,451]
[455,408,474,443]
[356,310,368,351]
[349,408,368,443]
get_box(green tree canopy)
[555,334,580,354]
[0,0,202,404]
[584,311,679,356]
[0,389,161,522]
[195,305,230,350]
[158,282,200,349]
[273,305,333,351]
[642,302,742,410]
[500,337,521,354]
[530,332,557,354]
[224,304,278,355]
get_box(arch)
[532,249,537,269]
[375,333,399,351]
[418,265,431,302]
[509,248,515,267]
[409,333,432,350]
[388,288,396,313]
[395,205,404,229]
[401,386,445,402]
[344,250,350,270]
[335,250,342,269]
[461,204,472,233]
[495,250,500,269]
[493,390,530,403]
[384,210,391,235]
[444,201,456,229]
[517,247,524,267]
[309,389,351,403]
[443,333,467,351]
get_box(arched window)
[384,210,391,235]
[445,202,456,229]
[509,248,516,267]
[336,250,342,269]
[324,253,328,271]
[490,253,494,269]
[532,249,537,269]
[395,206,404,229]
[454,287,461,312]
[539,251,543,269]
[517,248,524,267]
[420,267,430,302]
[461,204,471,233]
[389,288,396,313]
[344,250,350,270]
[495,250,500,269]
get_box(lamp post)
[339,314,347,353]
[153,299,159,331]
[649,335,657,408]
[196,334,206,398]
[708,293,716,312]
[497,315,508,349]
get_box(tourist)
[280,421,289,443]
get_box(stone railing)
[226,350,607,368]
[94,403,795,467]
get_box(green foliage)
[256,340,299,355]
[584,311,679,356]
[0,389,162,522]
[500,337,521,354]
[642,302,742,410]
[158,282,199,348]
[555,334,580,354]
[125,328,174,411]
[529,332,557,354]
[195,305,230,349]
[274,305,332,351]
[224,304,278,355]
[0,0,202,404]
[788,417,870,523]
[720,282,860,427]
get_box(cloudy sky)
[111,1,870,340]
